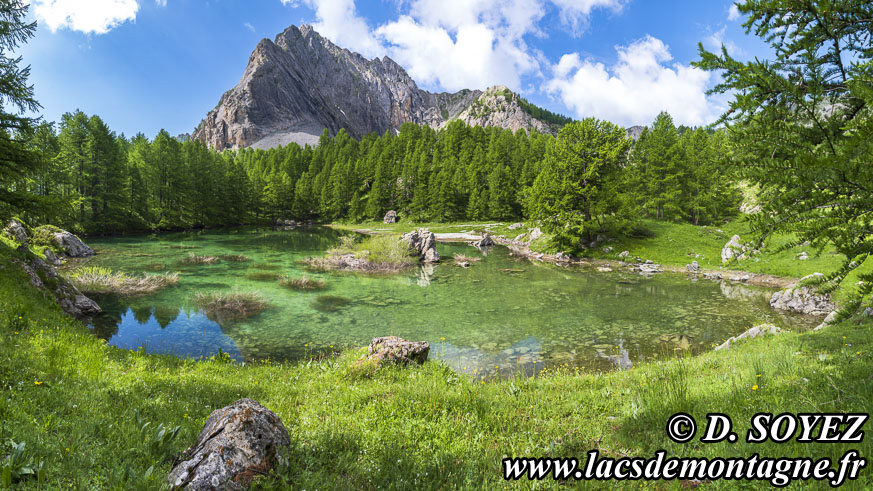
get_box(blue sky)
[18,0,768,138]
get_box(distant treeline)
[9,111,739,247]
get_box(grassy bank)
[1,241,872,489]
[333,218,872,304]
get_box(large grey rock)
[686,260,700,272]
[13,246,101,318]
[721,235,746,263]
[192,26,558,151]
[814,311,839,331]
[168,399,290,490]
[383,210,398,224]
[769,273,836,316]
[715,324,784,351]
[401,229,440,263]
[51,230,94,257]
[365,336,430,366]
[528,227,543,242]
[508,222,523,230]
[3,219,28,246]
[42,248,62,266]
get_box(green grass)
[310,234,418,272]
[66,267,179,296]
[1,239,872,488]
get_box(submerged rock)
[364,336,430,367]
[167,398,290,490]
[769,273,835,316]
[51,229,95,257]
[401,228,440,263]
[715,324,783,351]
[383,210,398,224]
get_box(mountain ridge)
[192,24,565,150]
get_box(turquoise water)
[79,227,817,375]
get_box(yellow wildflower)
[752,385,758,391]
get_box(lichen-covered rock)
[769,273,836,316]
[715,324,784,351]
[3,219,29,246]
[383,210,398,224]
[401,229,440,263]
[167,399,290,490]
[51,230,94,257]
[470,233,494,248]
[365,336,430,366]
[721,235,746,263]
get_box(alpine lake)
[78,226,818,377]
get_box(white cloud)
[281,0,382,58]
[705,26,741,56]
[546,36,717,127]
[155,0,166,6]
[280,0,622,92]
[244,22,255,32]
[33,0,140,34]
[727,3,740,21]
[550,0,624,36]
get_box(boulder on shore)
[167,399,290,490]
[769,273,836,316]
[383,210,398,224]
[686,260,700,272]
[51,229,94,257]
[401,229,440,263]
[365,336,430,367]
[721,235,746,264]
[3,219,29,246]
[13,245,101,318]
[508,222,523,230]
[528,227,543,242]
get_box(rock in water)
[167,399,290,490]
[383,210,398,224]
[721,235,746,263]
[470,233,495,248]
[366,336,430,366]
[769,273,836,316]
[3,219,29,246]
[401,229,440,263]
[51,230,95,257]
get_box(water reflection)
[91,307,242,361]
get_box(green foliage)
[133,409,181,461]
[525,118,634,251]
[695,0,873,313]
[1,441,43,487]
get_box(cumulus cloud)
[705,26,741,56]
[546,36,717,127]
[727,3,740,21]
[280,0,622,92]
[155,0,166,6]
[33,0,140,34]
[550,0,625,36]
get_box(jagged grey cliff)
[193,25,561,150]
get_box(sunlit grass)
[278,275,327,291]
[67,266,179,296]
[193,290,267,322]
[178,253,220,265]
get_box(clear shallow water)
[80,227,818,376]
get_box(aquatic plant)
[167,244,197,250]
[310,234,416,273]
[244,271,282,282]
[250,263,282,270]
[178,253,220,265]
[193,290,267,322]
[278,275,327,291]
[67,267,179,296]
[219,254,250,262]
[311,295,350,312]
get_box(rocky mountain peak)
[192,25,565,150]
